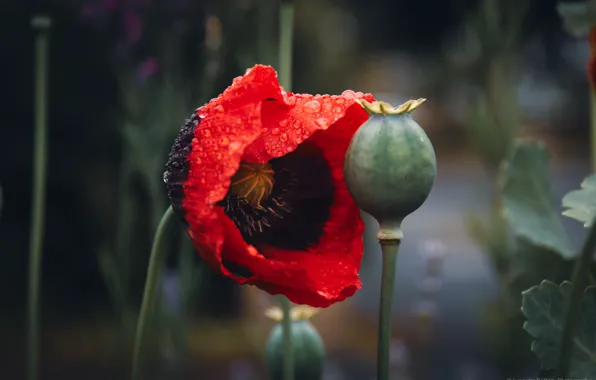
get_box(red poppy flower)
[164,64,375,307]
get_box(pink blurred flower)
[123,11,143,44]
[102,0,119,11]
[137,57,159,78]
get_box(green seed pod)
[265,306,325,380]
[344,99,437,240]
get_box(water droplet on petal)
[279,119,289,127]
[196,157,202,164]
[215,105,225,114]
[303,100,321,113]
[334,107,343,113]
[315,118,328,128]
[203,129,212,137]
[285,146,293,153]
[228,141,242,153]
[341,90,356,99]
[280,133,288,142]
[219,136,230,147]
[262,127,269,133]
[271,127,281,135]
[293,121,301,129]
[335,97,345,104]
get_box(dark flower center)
[164,109,335,253]
[217,143,334,251]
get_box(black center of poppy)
[164,109,335,252]
[217,143,334,251]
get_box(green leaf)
[500,141,575,258]
[521,280,596,377]
[562,174,596,228]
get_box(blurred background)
[0,0,593,379]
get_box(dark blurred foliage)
[0,0,574,329]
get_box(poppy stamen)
[229,162,275,207]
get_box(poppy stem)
[591,88,596,172]
[131,206,175,380]
[278,1,295,380]
[556,213,596,378]
[278,1,294,92]
[279,296,294,380]
[27,15,51,380]
[377,238,401,380]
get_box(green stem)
[557,214,596,377]
[377,239,401,380]
[131,206,175,380]
[280,296,294,380]
[278,2,295,380]
[279,1,294,91]
[27,16,51,380]
[591,88,596,172]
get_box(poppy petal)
[181,65,283,281]
[169,63,375,307]
[218,93,375,307]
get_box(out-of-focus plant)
[434,0,551,374]
[77,0,254,367]
[499,2,596,378]
[26,15,51,380]
[496,140,596,378]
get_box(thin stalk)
[27,15,51,380]
[279,1,294,91]
[591,88,596,172]
[280,296,294,380]
[131,206,175,380]
[377,239,401,380]
[557,214,596,377]
[278,2,295,380]
[257,0,277,66]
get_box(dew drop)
[341,90,356,99]
[228,141,242,153]
[279,119,289,127]
[196,157,202,164]
[285,146,293,153]
[335,97,345,104]
[303,100,321,113]
[262,127,269,133]
[293,121,301,129]
[334,106,343,113]
[315,118,328,128]
[271,127,281,135]
[280,133,288,142]
[203,129,212,137]
[215,105,225,114]
[219,136,230,147]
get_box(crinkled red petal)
[183,65,283,281]
[182,64,375,307]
